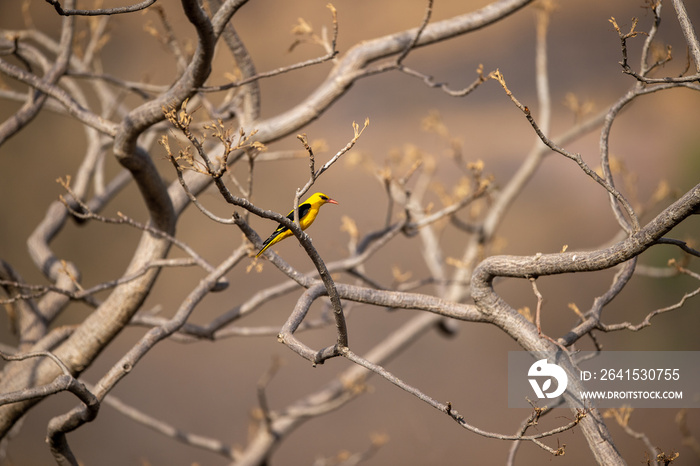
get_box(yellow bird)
[256,192,339,257]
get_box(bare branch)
[598,275,700,333]
[490,69,640,232]
[676,410,700,460]
[100,391,234,459]
[42,244,246,463]
[1,1,697,463]
[396,0,434,66]
[200,2,338,93]
[45,0,157,16]
[672,0,700,72]
[399,64,489,97]
[295,118,369,202]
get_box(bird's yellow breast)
[299,205,321,230]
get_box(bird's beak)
[327,198,339,205]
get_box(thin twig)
[99,390,234,458]
[396,0,433,65]
[200,3,339,92]
[490,69,640,232]
[598,284,700,332]
[342,348,583,450]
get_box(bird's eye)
[320,195,328,200]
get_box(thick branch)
[470,184,700,464]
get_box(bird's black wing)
[294,202,312,224]
[263,201,312,244]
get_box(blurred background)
[1,0,699,464]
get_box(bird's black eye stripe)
[320,195,328,200]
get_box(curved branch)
[278,280,485,365]
[672,0,700,72]
[470,184,699,464]
[0,2,75,145]
[472,184,699,294]
[244,0,533,140]
[43,244,246,464]
[46,0,157,16]
[0,0,219,439]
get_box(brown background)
[1,0,699,465]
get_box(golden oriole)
[256,192,338,257]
